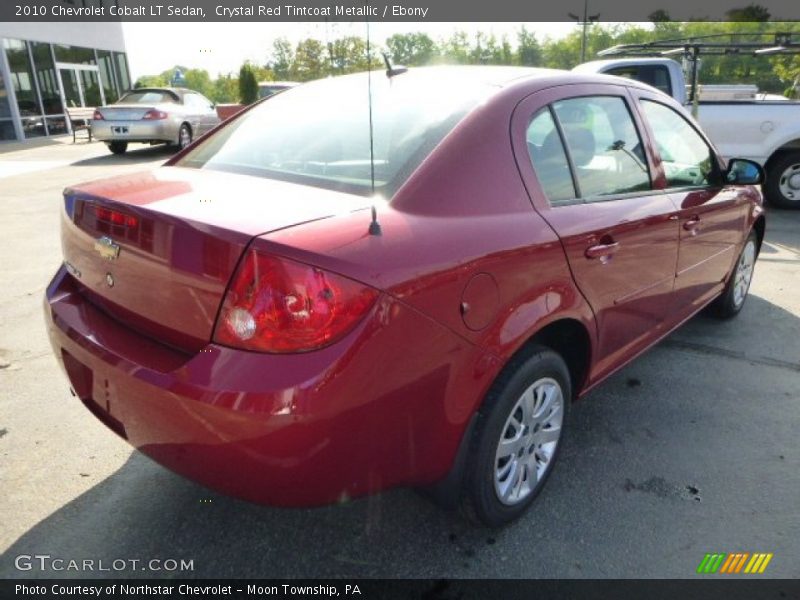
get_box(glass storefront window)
[45,116,68,136]
[53,44,95,65]
[80,69,102,106]
[30,42,64,115]
[0,120,16,140]
[0,63,12,120]
[97,50,118,103]
[5,38,46,138]
[114,52,130,92]
[21,116,46,138]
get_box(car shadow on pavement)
[70,145,176,167]
[2,295,798,579]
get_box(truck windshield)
[175,70,493,198]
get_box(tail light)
[92,205,138,228]
[213,248,379,353]
[142,110,168,120]
[92,110,104,120]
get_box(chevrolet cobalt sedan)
[91,87,220,155]
[45,67,764,526]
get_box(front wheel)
[710,230,758,319]
[764,151,800,209]
[461,347,570,527]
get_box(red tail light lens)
[142,110,168,120]
[213,249,379,353]
[92,205,138,228]
[92,110,104,120]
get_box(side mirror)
[725,158,764,185]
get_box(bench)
[65,106,96,143]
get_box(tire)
[710,230,758,319]
[108,141,127,155]
[460,346,571,527]
[177,123,192,150]
[764,151,800,209]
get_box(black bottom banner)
[3,579,800,600]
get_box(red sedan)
[45,67,764,526]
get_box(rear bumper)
[91,119,179,144]
[44,266,496,505]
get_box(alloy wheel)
[733,239,756,308]
[494,377,564,506]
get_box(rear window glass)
[118,91,177,104]
[175,71,494,198]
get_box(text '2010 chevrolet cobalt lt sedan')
[45,66,764,526]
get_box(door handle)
[585,241,620,260]
[683,216,701,232]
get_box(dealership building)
[0,6,130,141]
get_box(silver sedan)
[91,87,221,155]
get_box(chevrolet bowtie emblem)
[94,236,120,260]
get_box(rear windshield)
[258,85,291,98]
[118,91,177,104]
[175,70,493,197]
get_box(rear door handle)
[585,241,620,260]
[684,217,701,232]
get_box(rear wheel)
[710,230,758,319]
[108,141,127,155]
[177,123,192,150]
[461,347,570,527]
[765,151,800,209]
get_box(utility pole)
[569,0,600,63]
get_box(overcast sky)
[122,22,580,79]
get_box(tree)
[212,73,238,103]
[329,36,373,74]
[134,74,168,88]
[182,68,214,98]
[440,31,471,64]
[386,32,437,66]
[517,26,542,66]
[269,38,295,81]
[238,63,258,104]
[291,38,327,81]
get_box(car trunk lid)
[96,104,160,121]
[61,167,370,353]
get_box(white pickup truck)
[574,57,800,209]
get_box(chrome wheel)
[494,377,564,506]
[778,162,800,204]
[179,125,192,149]
[732,239,756,308]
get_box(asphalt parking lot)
[0,137,798,579]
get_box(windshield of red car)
[174,70,494,198]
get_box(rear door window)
[551,96,651,199]
[525,109,576,204]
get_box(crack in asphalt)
[663,339,800,373]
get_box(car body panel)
[45,67,764,506]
